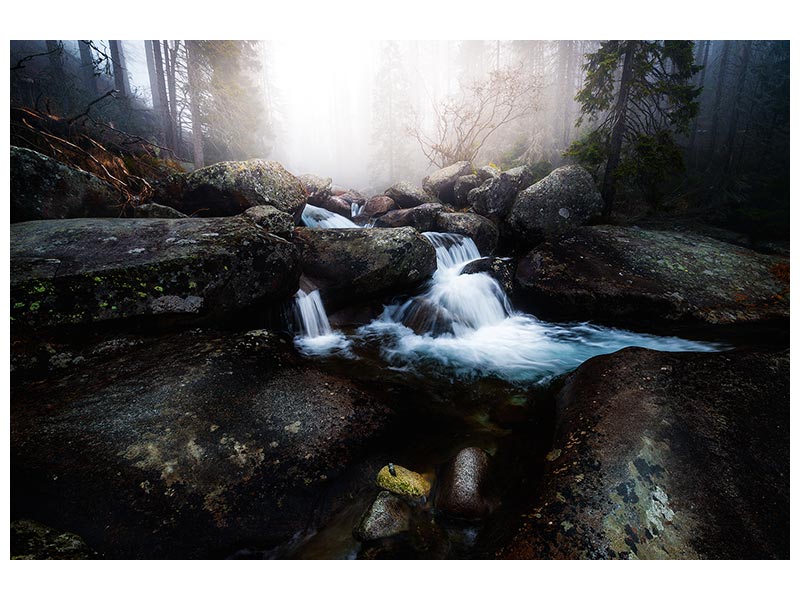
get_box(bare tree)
[413,67,540,167]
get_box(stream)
[254,205,724,559]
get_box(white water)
[351,203,364,218]
[301,204,359,229]
[293,289,351,355]
[356,232,721,384]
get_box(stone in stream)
[376,464,432,499]
[11,146,123,222]
[505,164,602,246]
[469,166,536,222]
[298,173,333,205]
[461,257,516,298]
[398,297,460,336]
[360,195,398,219]
[422,161,474,204]
[496,347,789,559]
[434,212,499,256]
[151,159,307,221]
[244,204,295,239]
[310,194,353,218]
[10,215,300,330]
[294,226,436,310]
[384,181,436,209]
[435,447,494,520]
[10,329,396,559]
[353,491,412,542]
[373,203,448,231]
[515,225,790,328]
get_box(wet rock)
[469,166,537,222]
[374,203,448,231]
[151,159,306,222]
[376,464,431,499]
[436,447,493,519]
[353,491,412,542]
[133,203,188,218]
[497,348,789,559]
[312,194,353,218]
[506,165,602,246]
[294,226,436,310]
[461,257,515,297]
[298,173,332,204]
[11,329,396,559]
[435,212,499,255]
[422,161,473,203]
[398,297,459,336]
[515,225,790,328]
[244,205,295,239]
[11,146,123,222]
[361,195,398,219]
[453,174,481,208]
[384,181,436,209]
[10,216,300,330]
[11,519,97,559]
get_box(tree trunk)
[109,40,130,97]
[78,41,97,94]
[151,41,175,156]
[601,41,636,217]
[144,41,166,146]
[563,40,576,147]
[723,41,752,174]
[708,40,731,160]
[186,41,205,169]
[164,41,180,153]
[689,40,711,166]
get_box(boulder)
[11,329,396,558]
[298,173,332,204]
[384,181,435,209]
[361,195,399,219]
[353,491,412,542]
[374,203,448,232]
[376,464,431,499]
[133,203,187,218]
[469,166,537,222]
[506,165,602,246]
[244,205,295,239]
[461,257,515,297]
[497,348,789,559]
[422,161,473,203]
[476,164,501,181]
[293,226,436,310]
[11,519,97,560]
[436,447,493,520]
[11,216,300,330]
[397,297,460,336]
[453,174,481,208]
[152,159,306,222]
[515,225,790,328]
[11,146,123,222]
[434,212,498,256]
[311,194,353,218]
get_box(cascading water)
[357,232,721,383]
[293,289,351,355]
[351,203,364,218]
[302,204,360,229]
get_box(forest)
[9,39,790,564]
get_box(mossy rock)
[376,464,431,499]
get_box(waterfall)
[356,232,721,383]
[351,203,364,218]
[293,289,352,356]
[302,204,359,228]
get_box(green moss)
[29,301,40,311]
[154,285,164,293]
[376,465,431,499]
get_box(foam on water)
[302,204,359,228]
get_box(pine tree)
[566,40,701,215]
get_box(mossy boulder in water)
[376,464,432,499]
[10,216,300,330]
[515,225,790,328]
[434,212,498,255]
[497,348,789,559]
[294,226,436,310]
[374,203,448,231]
[152,159,306,221]
[11,146,123,222]
[506,165,602,246]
